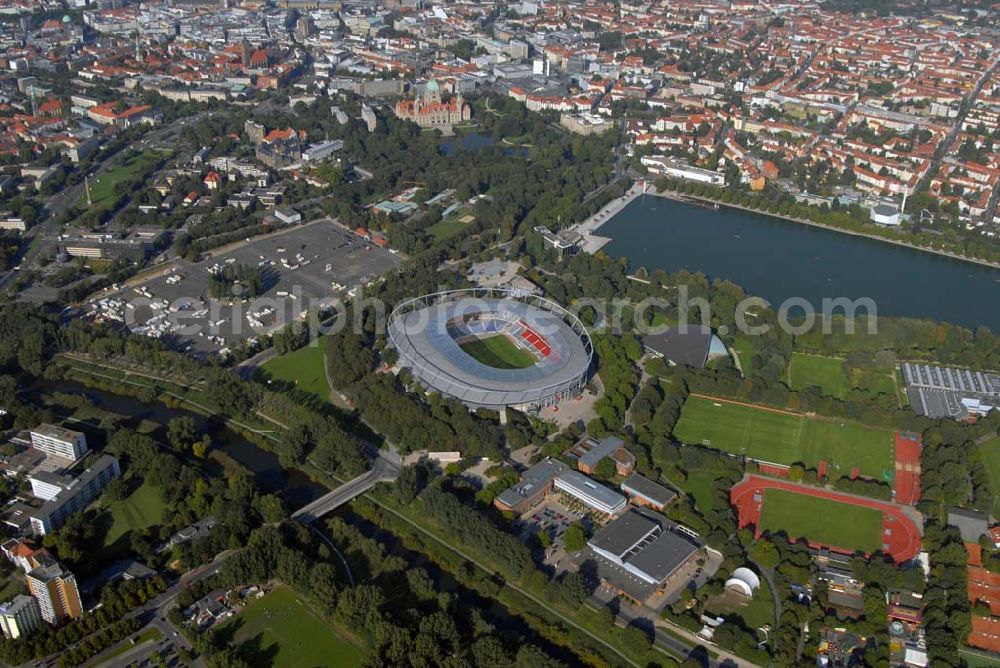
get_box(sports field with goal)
[460,334,537,369]
[673,395,894,480]
[760,489,882,554]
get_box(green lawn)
[674,395,894,480]
[461,334,537,369]
[978,437,1000,517]
[677,470,723,513]
[730,337,755,374]
[79,152,162,209]
[706,574,775,629]
[760,489,882,553]
[261,343,329,404]
[221,586,362,668]
[426,217,469,241]
[790,353,848,398]
[103,480,166,548]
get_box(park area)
[790,353,849,397]
[461,334,536,369]
[220,586,361,668]
[759,488,882,554]
[789,353,897,401]
[673,395,895,480]
[77,151,164,215]
[101,479,166,551]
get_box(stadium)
[388,289,593,410]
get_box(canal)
[26,379,330,506]
[599,194,1000,332]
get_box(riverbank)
[647,189,1000,271]
[567,182,645,253]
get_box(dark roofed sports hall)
[388,289,593,410]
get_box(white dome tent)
[725,567,761,598]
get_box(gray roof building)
[495,458,567,514]
[620,474,676,510]
[947,507,989,543]
[642,326,727,369]
[577,436,623,472]
[586,508,701,601]
[553,471,626,515]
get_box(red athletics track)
[731,475,922,564]
[893,432,921,506]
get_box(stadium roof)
[389,290,592,409]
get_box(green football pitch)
[760,489,882,553]
[460,334,537,369]
[221,586,361,667]
[673,395,894,480]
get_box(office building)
[26,555,82,625]
[29,424,88,462]
[0,595,42,639]
[553,471,627,515]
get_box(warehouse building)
[586,508,702,603]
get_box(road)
[23,551,233,668]
[104,553,232,668]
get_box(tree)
[102,477,129,504]
[593,457,617,482]
[749,540,780,569]
[563,523,587,552]
[167,416,197,451]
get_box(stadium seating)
[447,314,553,359]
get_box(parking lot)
[517,498,594,569]
[87,219,402,357]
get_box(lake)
[599,195,1000,332]
[439,131,529,158]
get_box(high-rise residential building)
[29,424,88,461]
[26,555,82,625]
[0,595,42,639]
[28,455,121,535]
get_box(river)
[599,194,1000,332]
[26,379,329,506]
